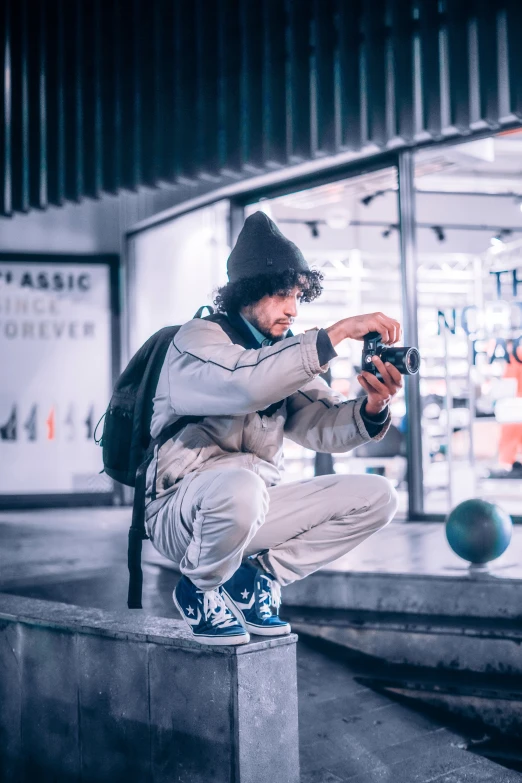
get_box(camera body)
[362,332,420,376]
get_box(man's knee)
[333,473,398,528]
[380,478,399,523]
[363,474,398,527]
[210,468,268,531]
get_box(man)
[146,211,402,646]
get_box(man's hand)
[325,312,401,347]
[358,356,403,415]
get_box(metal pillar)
[229,201,245,248]
[398,150,424,518]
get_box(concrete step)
[355,666,522,739]
[283,568,522,751]
[294,631,522,752]
[283,606,522,675]
[0,594,299,783]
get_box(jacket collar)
[225,311,262,349]
[239,313,271,346]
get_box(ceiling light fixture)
[325,207,351,230]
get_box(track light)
[360,190,385,207]
[490,229,512,248]
[382,224,396,238]
[432,225,445,242]
[306,221,320,238]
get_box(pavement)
[297,638,522,783]
[1,507,521,782]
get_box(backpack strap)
[193,304,215,319]
[127,416,202,609]
[127,461,149,609]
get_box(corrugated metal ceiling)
[0,0,520,217]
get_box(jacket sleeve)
[284,376,391,453]
[163,319,332,416]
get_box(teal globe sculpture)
[445,499,512,567]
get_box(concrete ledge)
[0,594,299,783]
[282,570,522,620]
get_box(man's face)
[241,286,302,339]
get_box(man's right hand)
[325,312,401,348]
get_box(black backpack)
[95,307,251,609]
[97,324,181,487]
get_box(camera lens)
[381,346,420,375]
[405,347,420,375]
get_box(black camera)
[362,332,420,376]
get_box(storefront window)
[127,201,230,356]
[246,168,408,514]
[415,134,522,517]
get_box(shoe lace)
[202,589,237,628]
[257,575,282,619]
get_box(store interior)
[246,130,522,518]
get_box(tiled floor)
[1,507,521,781]
[326,520,522,580]
[1,507,521,587]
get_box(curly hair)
[213,269,324,314]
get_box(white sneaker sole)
[222,591,292,636]
[173,591,250,646]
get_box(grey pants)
[147,468,398,591]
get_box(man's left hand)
[357,355,403,416]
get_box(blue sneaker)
[173,575,250,646]
[222,560,291,636]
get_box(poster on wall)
[0,259,113,496]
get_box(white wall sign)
[0,260,113,495]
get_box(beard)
[248,312,290,340]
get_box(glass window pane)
[127,201,230,355]
[414,133,522,517]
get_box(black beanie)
[227,211,310,283]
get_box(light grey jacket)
[145,318,391,519]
